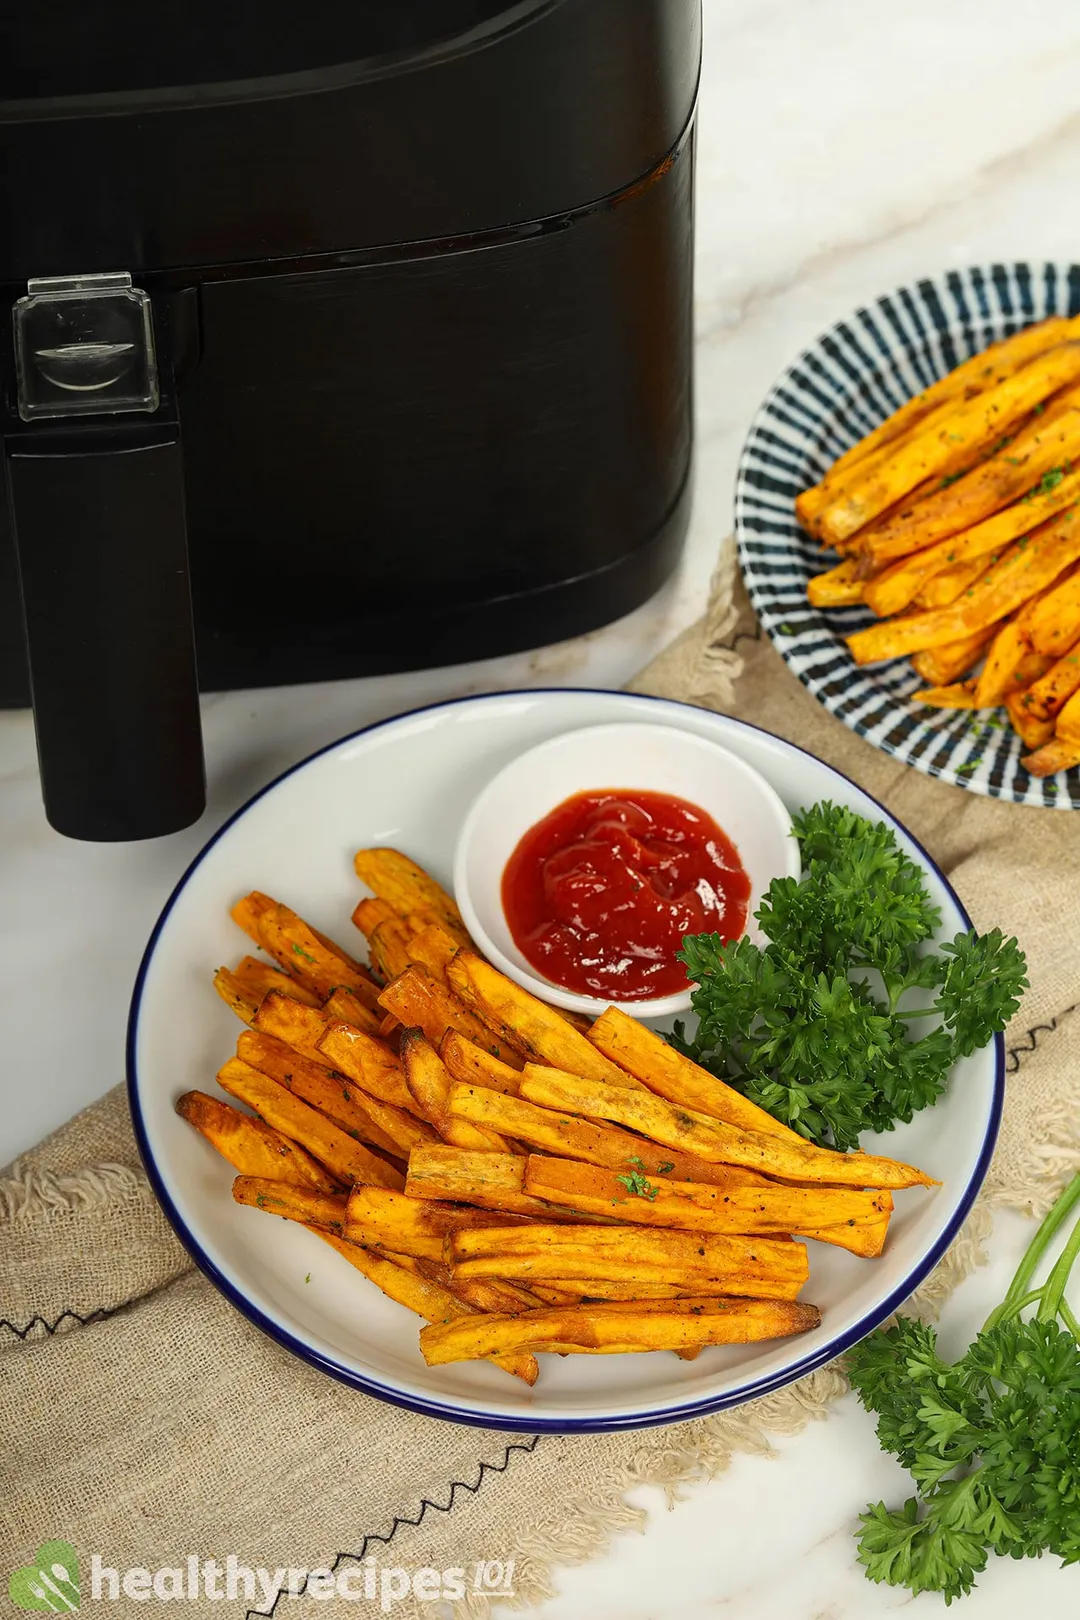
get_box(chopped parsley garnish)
[292,943,317,964]
[1025,467,1066,501]
[615,1170,660,1200]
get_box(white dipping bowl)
[453,721,799,1019]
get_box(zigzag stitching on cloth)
[0,1304,119,1340]
[1005,1004,1077,1075]
[244,1436,541,1618]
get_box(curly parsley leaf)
[847,1175,1080,1602]
[671,801,1026,1149]
[935,929,1028,1056]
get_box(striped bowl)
[735,262,1080,809]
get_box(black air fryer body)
[0,0,701,839]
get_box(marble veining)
[4,0,1080,1613]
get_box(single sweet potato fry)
[523,1155,891,1239]
[366,917,417,983]
[912,682,979,709]
[439,1030,522,1096]
[316,1020,415,1112]
[527,1159,893,1257]
[1017,641,1080,721]
[1021,737,1080,776]
[807,557,866,607]
[913,551,1002,610]
[403,922,461,984]
[252,988,334,1062]
[400,1029,513,1151]
[351,895,397,941]
[517,1068,937,1190]
[232,1174,347,1232]
[232,956,322,1008]
[213,966,261,1027]
[419,1298,822,1364]
[1021,564,1080,656]
[232,891,380,1007]
[517,1278,715,1300]
[1006,690,1056,749]
[176,1090,342,1191]
[911,626,997,686]
[973,619,1030,708]
[229,890,274,945]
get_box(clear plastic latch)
[12,271,159,422]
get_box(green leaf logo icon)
[8,1542,80,1612]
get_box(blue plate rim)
[126,687,1004,1433]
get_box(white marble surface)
[4,0,1080,1611]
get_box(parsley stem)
[1061,1299,1080,1344]
[987,1286,1044,1326]
[1036,1206,1080,1326]
[983,1170,1080,1332]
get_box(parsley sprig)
[848,1171,1080,1602]
[669,801,1026,1150]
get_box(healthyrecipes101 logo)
[9,1542,80,1612]
[8,1544,516,1611]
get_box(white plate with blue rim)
[735,261,1080,809]
[127,688,1002,1432]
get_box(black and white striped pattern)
[735,262,1080,809]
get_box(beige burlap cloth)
[4,543,1080,1619]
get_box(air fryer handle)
[7,428,206,840]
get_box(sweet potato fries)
[799,313,1080,776]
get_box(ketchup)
[501,789,750,1001]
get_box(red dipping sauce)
[501,789,751,1002]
